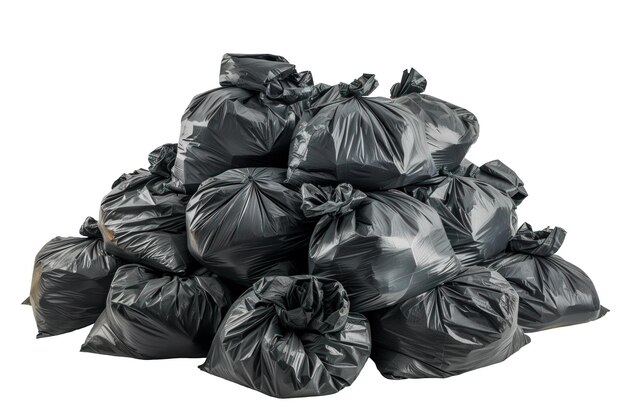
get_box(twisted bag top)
[202,275,371,398]
[170,54,314,193]
[286,74,437,190]
[390,68,480,171]
[486,223,607,331]
[303,183,461,312]
[186,167,313,285]
[28,217,123,338]
[98,144,192,274]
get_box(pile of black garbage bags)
[25,54,607,398]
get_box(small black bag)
[287,74,437,190]
[186,167,314,286]
[26,217,123,338]
[99,144,193,274]
[201,275,371,398]
[81,265,233,359]
[169,54,314,193]
[390,68,480,171]
[303,183,460,312]
[485,223,607,332]
[369,266,529,379]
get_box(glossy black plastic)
[98,144,193,274]
[485,223,607,332]
[26,217,124,338]
[169,54,313,193]
[391,68,480,171]
[369,266,529,379]
[452,159,527,206]
[287,74,437,190]
[407,173,517,265]
[202,275,371,398]
[186,168,313,285]
[304,183,460,312]
[81,264,232,359]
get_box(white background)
[1,1,624,416]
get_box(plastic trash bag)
[407,173,517,266]
[390,68,480,171]
[99,144,193,274]
[201,275,371,398]
[452,159,527,206]
[286,74,437,190]
[81,264,232,359]
[303,183,460,312]
[186,168,313,286]
[26,217,123,338]
[369,266,529,379]
[169,53,314,193]
[485,223,607,332]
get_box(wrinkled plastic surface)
[407,174,517,265]
[485,223,607,332]
[99,144,193,274]
[202,275,371,398]
[186,168,313,285]
[304,183,461,312]
[391,68,480,171]
[81,264,232,359]
[27,217,123,338]
[287,74,437,190]
[453,159,527,206]
[369,266,529,379]
[170,54,313,193]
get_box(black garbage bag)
[286,74,437,190]
[169,53,314,193]
[303,183,461,312]
[407,173,517,266]
[26,217,124,338]
[485,223,607,332]
[201,275,371,398]
[390,68,480,171]
[186,168,314,286]
[452,158,527,206]
[81,264,233,359]
[369,266,529,379]
[99,144,193,274]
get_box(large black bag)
[452,158,528,206]
[390,68,480,171]
[99,144,193,274]
[169,54,314,193]
[201,275,371,398]
[485,223,607,332]
[286,74,437,190]
[81,265,232,359]
[26,217,124,338]
[303,183,460,312]
[407,173,517,265]
[369,266,529,379]
[186,168,313,286]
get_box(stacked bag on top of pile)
[170,54,313,193]
[24,53,607,399]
